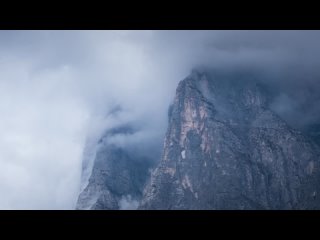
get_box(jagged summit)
[77,70,320,210]
[76,123,154,210]
[189,68,207,80]
[139,70,320,209]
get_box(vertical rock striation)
[139,70,320,209]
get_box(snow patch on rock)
[181,150,186,159]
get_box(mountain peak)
[139,71,320,210]
[77,70,320,210]
[190,68,206,80]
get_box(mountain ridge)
[77,69,320,210]
[139,70,320,209]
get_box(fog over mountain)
[0,30,320,209]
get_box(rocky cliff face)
[76,125,153,210]
[77,70,320,210]
[139,70,320,209]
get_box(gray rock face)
[76,126,153,210]
[139,70,320,209]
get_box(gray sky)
[0,30,319,209]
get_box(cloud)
[0,30,186,209]
[119,195,139,210]
[0,59,88,209]
[0,30,320,209]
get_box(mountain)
[139,70,320,209]
[76,125,153,210]
[77,70,320,210]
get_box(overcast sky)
[0,30,319,209]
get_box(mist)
[0,30,319,209]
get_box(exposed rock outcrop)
[139,70,320,209]
[76,126,153,210]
